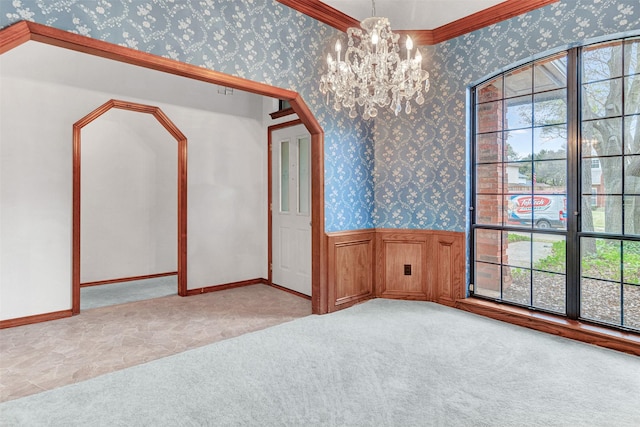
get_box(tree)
[582,41,640,235]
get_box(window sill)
[456,298,640,356]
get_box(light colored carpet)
[1,299,639,426]
[80,276,177,310]
[0,284,311,402]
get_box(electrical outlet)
[404,264,411,275]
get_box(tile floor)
[0,284,312,402]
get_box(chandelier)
[319,1,430,120]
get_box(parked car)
[508,194,567,229]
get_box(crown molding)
[277,0,558,45]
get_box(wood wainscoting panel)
[376,229,465,303]
[377,231,429,300]
[327,230,375,312]
[432,232,465,307]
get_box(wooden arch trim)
[1,21,327,314]
[72,99,188,314]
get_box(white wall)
[0,42,268,320]
[81,109,177,282]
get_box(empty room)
[1,0,639,425]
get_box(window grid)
[472,36,640,332]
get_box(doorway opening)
[72,99,188,314]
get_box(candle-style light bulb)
[415,51,422,64]
[406,36,413,61]
[371,29,379,45]
[335,39,342,62]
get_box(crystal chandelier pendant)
[319,5,430,120]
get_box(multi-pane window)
[473,53,568,314]
[579,38,640,329]
[472,36,640,332]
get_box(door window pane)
[280,140,290,212]
[298,136,310,215]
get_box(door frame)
[0,21,328,314]
[72,99,188,314]
[268,118,304,288]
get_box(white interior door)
[272,124,311,295]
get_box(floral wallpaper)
[374,0,640,232]
[2,0,639,233]
[0,0,375,233]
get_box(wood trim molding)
[1,21,326,315]
[0,310,73,329]
[269,107,296,120]
[80,272,178,288]
[266,282,313,300]
[456,298,640,357]
[72,99,188,314]
[277,0,558,45]
[185,278,266,296]
[276,0,358,33]
[427,0,558,45]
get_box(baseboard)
[185,278,266,296]
[80,271,178,287]
[0,309,73,329]
[456,298,640,356]
[266,282,312,300]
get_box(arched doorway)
[72,99,188,314]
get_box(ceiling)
[321,0,507,30]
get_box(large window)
[472,36,640,332]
